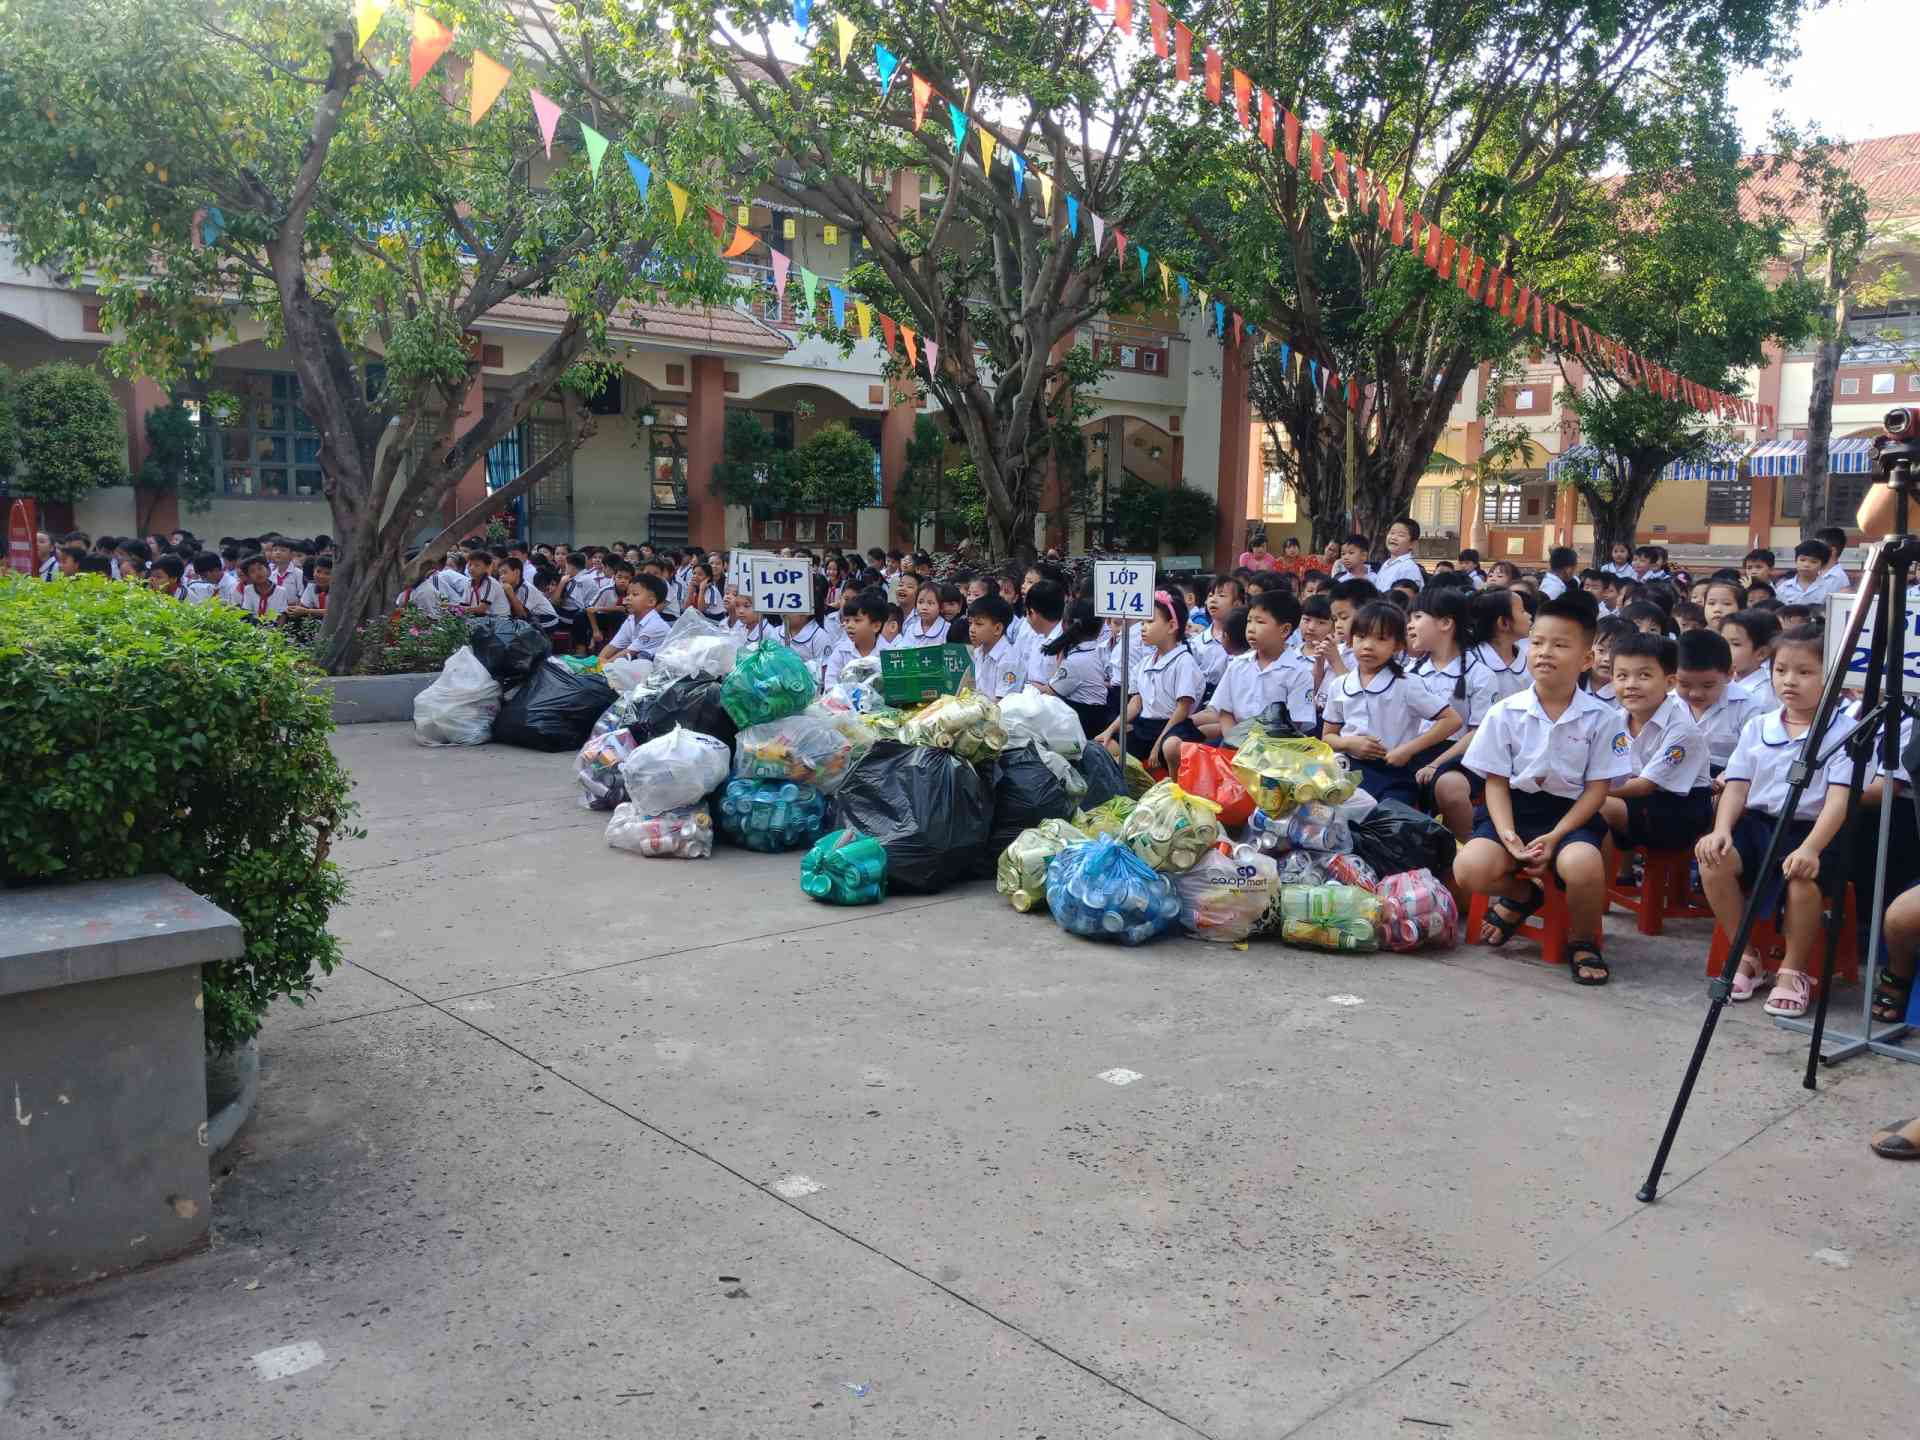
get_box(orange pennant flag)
[901,325,919,368]
[469,50,511,124]
[1259,89,1275,150]
[705,207,729,242]
[1283,108,1300,167]
[912,74,933,130]
[1233,70,1251,130]
[409,11,453,89]
[722,225,756,258]
[880,313,897,353]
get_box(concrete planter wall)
[311,671,438,725]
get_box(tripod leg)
[1803,890,1843,1090]
[1637,999,1733,1203]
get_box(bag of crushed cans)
[996,818,1091,913]
[1273,882,1382,952]
[1376,868,1460,951]
[1073,795,1137,839]
[1174,843,1278,944]
[605,801,714,859]
[1325,853,1380,892]
[1045,835,1181,946]
[1119,781,1224,873]
[800,828,889,906]
[715,777,829,852]
[898,692,1009,763]
[720,639,817,729]
[733,706,863,793]
[574,726,640,810]
[1230,729,1357,818]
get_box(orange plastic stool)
[1606,846,1711,936]
[1706,885,1860,985]
[1469,885,1571,966]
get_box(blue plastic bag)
[1045,835,1181,945]
[715,777,829,852]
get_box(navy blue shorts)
[1355,756,1421,809]
[1614,786,1715,850]
[1420,754,1481,807]
[1730,810,1841,921]
[1470,788,1608,890]
[1126,714,1203,763]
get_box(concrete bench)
[1,876,243,1298]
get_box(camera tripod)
[1639,417,1920,1204]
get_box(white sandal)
[1730,952,1771,1003]
[1762,970,1815,1018]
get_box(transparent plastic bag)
[412,647,502,747]
[605,801,713,858]
[1377,868,1461,951]
[1279,883,1382,926]
[801,828,889,905]
[618,725,732,815]
[1045,835,1181,945]
[575,727,640,810]
[1285,802,1353,854]
[715,777,829,852]
[720,639,818,729]
[1035,745,1087,800]
[898,693,1009,764]
[657,609,743,681]
[603,656,655,694]
[1326,854,1380,892]
[1275,851,1330,885]
[591,688,644,740]
[821,654,889,715]
[1119,781,1224,873]
[996,818,1090,913]
[733,707,860,793]
[1072,796,1137,839]
[999,691,1087,757]
[1174,842,1278,943]
[1279,916,1380,952]
[1231,728,1357,818]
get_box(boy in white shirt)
[1372,517,1427,592]
[286,557,333,619]
[1456,594,1632,985]
[1673,628,1756,777]
[461,548,511,617]
[1019,581,1068,688]
[1598,632,1714,850]
[1207,590,1317,743]
[499,557,559,633]
[1769,540,1831,606]
[823,592,891,689]
[1330,532,1376,583]
[966,593,1026,701]
[236,555,292,622]
[599,574,672,663]
[184,552,223,604]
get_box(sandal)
[1872,968,1915,1024]
[1479,883,1545,947]
[1762,969,1815,1018]
[1568,940,1610,986]
[1730,951,1772,1003]
[1871,1118,1920,1159]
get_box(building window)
[209,372,322,499]
[825,520,847,543]
[1874,372,1897,395]
[1411,484,1462,535]
[1486,485,1526,525]
[1485,481,1552,526]
[1705,470,1750,524]
[761,519,784,541]
[1516,387,1535,411]
[1910,374,1920,392]
[1840,377,1860,396]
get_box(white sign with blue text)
[1094,558,1157,621]
[751,555,814,615]
[1825,580,1920,688]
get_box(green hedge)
[0,574,355,1052]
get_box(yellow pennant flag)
[978,131,996,173]
[854,300,872,339]
[354,0,386,51]
[1158,260,1170,297]
[1036,170,1053,215]
[469,51,512,125]
[1197,288,1208,309]
[834,14,857,64]
[666,181,689,225]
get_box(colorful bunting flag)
[409,11,453,88]
[912,75,933,130]
[874,45,899,93]
[854,300,872,339]
[1090,211,1104,253]
[901,325,918,367]
[666,180,689,225]
[1158,260,1170,296]
[979,130,996,173]
[354,0,386,52]
[1204,47,1222,104]
[530,90,562,157]
[1066,194,1078,235]
[793,0,812,30]
[1177,275,1189,305]
[834,15,857,64]
[722,226,756,258]
[771,250,790,302]
[1233,70,1251,130]
[469,51,511,125]
[1174,21,1192,82]
[1036,170,1054,215]
[924,336,939,375]
[1213,301,1225,336]
[1233,312,1244,346]
[947,103,968,149]
[624,151,651,203]
[704,206,728,241]
[199,206,224,247]
[880,313,897,352]
[829,285,847,329]
[1138,247,1150,282]
[1150,1,1169,57]
[1114,0,1133,32]
[1259,89,1275,150]
[1310,131,1325,183]
[1010,152,1027,198]
[800,265,820,316]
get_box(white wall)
[571,423,650,544]
[1179,310,1224,518]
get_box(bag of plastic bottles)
[656,609,743,681]
[1045,835,1181,945]
[1283,801,1353,854]
[800,828,889,905]
[1176,745,1254,827]
[619,725,732,815]
[1326,853,1381,892]
[412,646,502,747]
[1074,740,1127,809]
[574,726,640,810]
[715,777,830,852]
[492,659,616,752]
[1275,850,1330,886]
[466,617,552,685]
[1280,916,1380,952]
[1231,729,1357,818]
[605,801,714,858]
[998,692,1086,758]
[1273,882,1382,951]
[1119,781,1224,873]
[720,639,817,729]
[985,743,1077,862]
[1073,795,1137,839]
[1174,843,1279,943]
[1350,799,1458,880]
[733,707,861,793]
[1377,868,1461,951]
[830,741,993,894]
[898,692,1009,764]
[821,655,888,714]
[996,818,1090,913]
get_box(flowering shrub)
[286,607,469,675]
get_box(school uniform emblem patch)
[1611,731,1630,754]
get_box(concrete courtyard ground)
[5,722,1920,1438]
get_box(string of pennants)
[203,0,1769,430]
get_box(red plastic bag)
[1178,743,1254,827]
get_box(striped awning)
[1746,436,1879,477]
[1544,444,1741,483]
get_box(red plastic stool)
[1606,845,1711,936]
[1706,885,1860,986]
[1468,885,1571,966]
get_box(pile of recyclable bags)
[493,658,616,751]
[1119,782,1224,873]
[821,655,890,715]
[898,693,1010,763]
[628,675,739,755]
[801,829,889,905]
[606,801,714,859]
[1174,842,1279,943]
[830,740,993,894]
[1231,729,1356,817]
[996,818,1090,913]
[413,647,502,747]
[1046,835,1181,945]
[1351,800,1458,880]
[655,610,743,681]
[1074,742,1128,809]
[984,743,1078,861]
[716,778,830,852]
[998,692,1085,757]
[1073,796,1137,838]
[1377,868,1461,951]
[575,726,641,809]
[721,638,817,729]
[620,726,731,815]
[467,617,552,685]
[1270,882,1383,952]
[732,707,863,793]
[1176,745,1255,827]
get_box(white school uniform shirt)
[1374,553,1426,592]
[217,571,243,606]
[183,579,219,605]
[896,613,951,649]
[1331,562,1376,583]
[1604,561,1637,579]
[1618,693,1712,795]
[1103,623,1142,686]
[824,636,888,690]
[1213,650,1317,729]
[608,608,672,660]
[516,581,559,628]
[567,572,613,612]
[1187,629,1231,688]
[1812,565,1850,598]
[823,608,847,645]
[730,617,776,648]
[1589,678,1617,704]
[1537,572,1568,601]
[1848,698,1913,789]
[1464,685,1632,798]
[463,575,510,617]
[237,581,291,620]
[1470,642,1531,701]
[1731,667,1780,713]
[1021,620,1065,687]
[1135,645,1201,719]
[970,635,1025,701]
[270,563,303,594]
[1046,642,1109,706]
[782,619,833,665]
[1006,614,1031,648]
[1722,709,1857,821]
[1312,643,1357,711]
[1324,666,1452,750]
[1689,689,1759,768]
[1411,652,1502,731]
[1769,574,1818,605]
[296,582,329,611]
[38,553,58,581]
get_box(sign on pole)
[728,549,757,596]
[1826,585,1920,688]
[750,554,814,614]
[1093,558,1156,620]
[5,499,36,575]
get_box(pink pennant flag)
[771,249,791,303]
[1091,211,1106,254]
[1113,229,1127,264]
[923,336,939,376]
[530,90,563,157]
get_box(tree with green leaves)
[1542,114,1820,563]
[9,361,126,504]
[890,413,952,549]
[659,0,1168,558]
[0,0,738,670]
[0,369,20,484]
[789,422,878,515]
[1151,0,1802,545]
[133,400,217,535]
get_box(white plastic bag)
[603,656,655,694]
[618,725,731,814]
[605,801,714,858]
[656,609,742,680]
[1175,843,1278,943]
[1034,743,1088,799]
[733,706,862,793]
[1000,691,1086,757]
[412,647,502,747]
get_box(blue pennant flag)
[1010,152,1026,198]
[1280,343,1290,370]
[874,45,898,93]
[1310,359,1320,386]
[201,206,225,246]
[624,151,651,204]
[829,285,847,330]
[1213,301,1225,336]
[793,0,811,30]
[947,103,968,149]
[1066,195,1078,235]
[1137,247,1149,281]
[1176,275,1189,305]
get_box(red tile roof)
[479,291,793,353]
[1747,131,1920,226]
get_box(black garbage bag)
[1073,739,1127,810]
[1351,799,1456,879]
[467,617,552,684]
[626,676,739,756]
[491,661,615,752]
[831,740,992,894]
[980,744,1076,871]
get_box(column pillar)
[685,355,728,551]
[1748,467,1776,553]
[124,376,176,536]
[880,382,918,534]
[1212,338,1251,568]
[444,373,489,531]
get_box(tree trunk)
[1802,286,1849,541]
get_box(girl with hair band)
[1409,584,1500,843]
[1323,601,1463,807]
[1097,592,1203,771]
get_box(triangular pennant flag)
[1150,1,1169,56]
[1233,312,1244,346]
[829,285,847,329]
[875,45,899,93]
[854,300,872,339]
[354,0,386,52]
[469,51,512,125]
[1177,274,1189,304]
[705,206,728,241]
[1091,211,1105,253]
[912,74,933,130]
[771,249,790,302]
[793,0,811,30]
[624,151,652,203]
[1205,47,1222,104]
[1158,260,1170,297]
[1174,21,1192,81]
[947,103,968,149]
[1010,152,1027,198]
[901,325,918,367]
[1138,246,1150,283]
[409,10,453,88]
[800,265,820,315]
[1066,195,1079,235]
[1233,70,1251,130]
[199,206,225,247]
[722,225,756,259]
[1310,359,1320,386]
[880,313,897,352]
[924,336,939,375]
[1114,229,1127,263]
[666,180,689,225]
[530,90,562,156]
[979,130,996,173]
[1197,287,1208,309]
[1037,170,1054,214]
[579,122,610,178]
[1279,343,1290,370]
[1213,301,1225,336]
[834,14,857,64]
